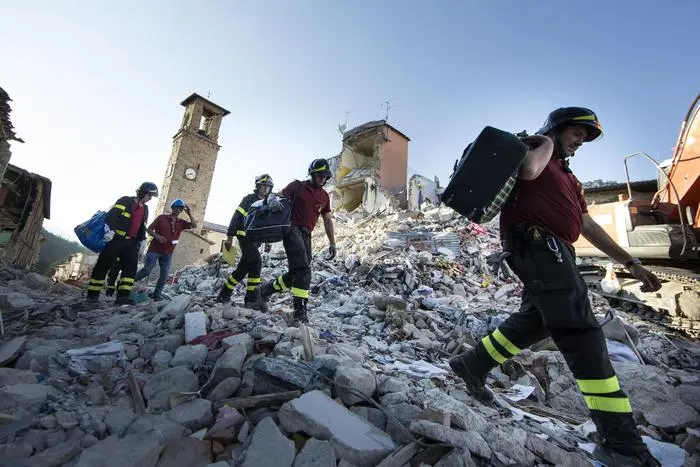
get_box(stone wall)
[169,230,214,274]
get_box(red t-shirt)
[500,157,588,245]
[282,180,331,233]
[148,214,193,254]
[127,202,145,239]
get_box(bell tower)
[156,93,230,222]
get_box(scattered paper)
[65,341,126,375]
[502,384,536,402]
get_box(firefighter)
[449,108,662,466]
[135,198,196,301]
[258,159,337,323]
[85,182,158,306]
[215,174,273,309]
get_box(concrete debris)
[279,390,396,466]
[242,416,295,467]
[0,208,698,466]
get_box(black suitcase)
[440,126,528,223]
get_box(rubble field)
[0,206,698,466]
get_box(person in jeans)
[135,198,196,300]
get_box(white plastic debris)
[606,339,641,364]
[184,311,207,343]
[65,341,126,375]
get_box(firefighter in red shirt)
[258,159,337,323]
[134,198,196,301]
[449,108,662,466]
[85,182,158,306]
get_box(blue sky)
[4,0,699,239]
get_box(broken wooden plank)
[219,390,301,411]
[127,370,146,415]
[410,445,452,466]
[376,441,422,467]
[516,402,585,425]
[299,323,315,362]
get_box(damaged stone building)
[407,174,441,211]
[0,89,52,270]
[0,164,52,269]
[154,93,232,273]
[52,252,97,283]
[329,120,410,214]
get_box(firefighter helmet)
[308,158,332,178]
[255,174,274,189]
[136,182,159,198]
[536,107,603,142]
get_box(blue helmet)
[170,198,186,208]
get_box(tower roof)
[180,93,231,116]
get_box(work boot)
[292,297,309,324]
[215,287,232,303]
[258,281,275,311]
[592,445,660,467]
[115,295,136,306]
[448,348,495,404]
[76,295,100,310]
[243,289,268,313]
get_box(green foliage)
[36,228,89,275]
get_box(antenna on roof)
[206,90,211,99]
[338,109,356,135]
[381,98,395,121]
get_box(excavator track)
[579,262,700,339]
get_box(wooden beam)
[217,390,301,411]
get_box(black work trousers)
[271,226,312,300]
[472,224,646,454]
[222,237,262,298]
[106,258,122,294]
[87,237,138,299]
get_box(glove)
[103,226,115,243]
[327,244,337,260]
[267,196,283,212]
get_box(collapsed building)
[52,252,97,284]
[407,174,441,211]
[329,120,410,215]
[0,164,51,269]
[0,206,697,466]
[0,87,24,183]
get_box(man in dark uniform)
[449,108,662,466]
[258,159,337,323]
[215,174,274,309]
[85,182,158,306]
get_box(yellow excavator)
[574,94,700,337]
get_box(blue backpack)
[244,182,302,243]
[74,210,107,253]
